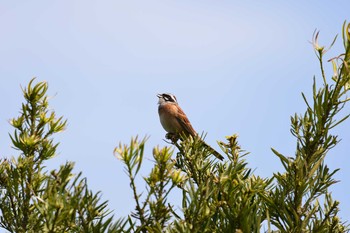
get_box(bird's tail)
[202,141,224,160]
[177,133,224,160]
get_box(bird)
[157,93,224,160]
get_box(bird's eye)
[164,95,171,101]
[162,93,177,103]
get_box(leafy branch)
[268,22,350,233]
[0,79,116,233]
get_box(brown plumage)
[157,93,224,160]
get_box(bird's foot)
[165,133,179,143]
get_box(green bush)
[1,22,349,233]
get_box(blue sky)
[0,1,349,223]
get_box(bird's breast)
[158,104,181,133]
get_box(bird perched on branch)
[157,93,223,160]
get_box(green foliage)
[115,134,272,233]
[114,137,180,232]
[267,22,350,232]
[0,79,115,232]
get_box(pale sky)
[0,1,349,224]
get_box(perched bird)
[157,93,224,160]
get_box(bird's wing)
[175,106,197,137]
[175,106,224,160]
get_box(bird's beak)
[157,94,162,98]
